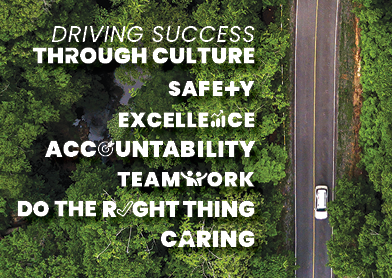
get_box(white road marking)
[294,0,299,273]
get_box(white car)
[315,185,328,220]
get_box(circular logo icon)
[98,141,114,157]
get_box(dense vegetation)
[0,0,294,277]
[327,0,392,276]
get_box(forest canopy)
[327,0,392,277]
[0,0,295,277]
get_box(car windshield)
[316,189,327,211]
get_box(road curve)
[294,0,339,277]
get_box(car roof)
[317,189,327,208]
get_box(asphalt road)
[294,0,339,277]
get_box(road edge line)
[312,0,319,276]
[294,0,299,274]
[331,0,340,277]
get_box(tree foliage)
[328,0,392,276]
[0,0,294,276]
